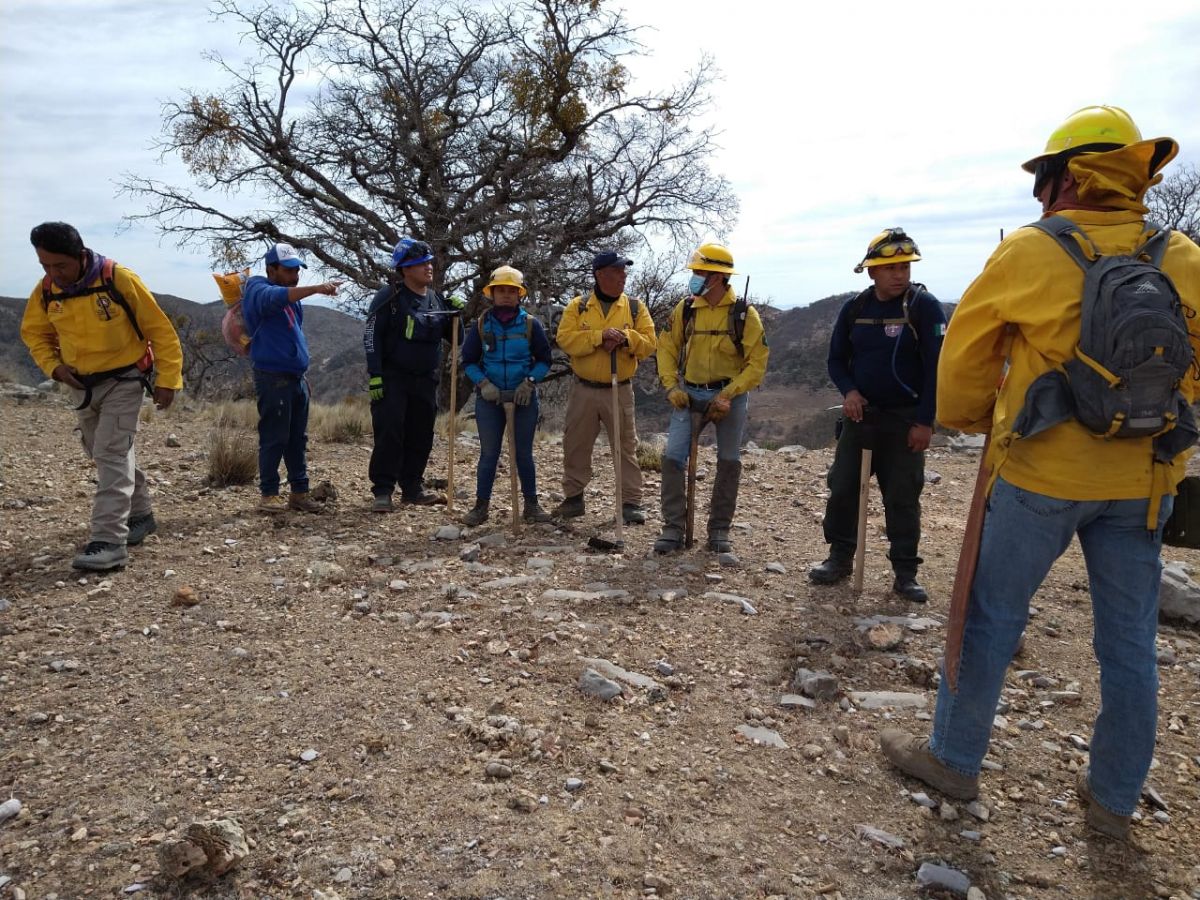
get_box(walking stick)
[853,447,873,593]
[609,350,624,547]
[944,435,992,692]
[447,316,459,512]
[504,395,520,535]
[685,408,704,549]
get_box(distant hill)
[0,287,956,447]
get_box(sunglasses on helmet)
[867,232,919,260]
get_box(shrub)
[207,425,257,486]
[311,400,371,443]
[210,399,258,430]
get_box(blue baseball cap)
[392,237,435,268]
[264,242,306,269]
[592,250,633,271]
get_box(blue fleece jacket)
[827,285,945,426]
[461,307,552,390]
[242,275,309,374]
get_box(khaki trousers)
[562,380,642,504]
[70,378,151,544]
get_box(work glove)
[667,387,690,410]
[479,379,501,403]
[448,294,466,314]
[707,393,732,422]
[514,379,535,407]
[369,376,384,402]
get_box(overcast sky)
[3,1,1199,310]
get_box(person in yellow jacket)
[554,250,658,522]
[653,243,768,553]
[880,107,1200,841]
[20,222,184,572]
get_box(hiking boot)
[622,503,647,525]
[654,527,683,555]
[127,512,157,546]
[809,554,853,585]
[1076,768,1132,840]
[258,494,287,515]
[372,493,393,513]
[72,541,128,572]
[880,729,978,801]
[288,491,324,513]
[554,494,585,519]
[523,497,553,523]
[706,529,733,553]
[401,489,446,506]
[893,574,929,603]
[463,499,490,527]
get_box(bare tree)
[121,0,738,317]
[170,313,242,399]
[1147,162,1200,243]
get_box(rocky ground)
[1,388,1199,900]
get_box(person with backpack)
[879,106,1200,841]
[808,228,946,602]
[363,237,465,511]
[20,222,184,571]
[458,265,554,526]
[553,250,658,523]
[653,243,768,554]
[242,242,341,514]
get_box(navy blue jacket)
[827,285,946,426]
[461,307,552,390]
[242,275,309,374]
[363,282,455,380]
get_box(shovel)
[684,399,711,549]
[587,351,625,553]
[447,316,459,512]
[501,390,520,536]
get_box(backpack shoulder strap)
[628,296,640,325]
[101,261,145,342]
[728,297,748,355]
[1135,220,1172,266]
[1027,215,1098,272]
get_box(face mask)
[688,273,709,296]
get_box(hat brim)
[856,252,921,273]
[397,254,434,268]
[593,258,633,271]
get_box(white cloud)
[2,0,1198,308]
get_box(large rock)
[157,819,248,879]
[1161,563,1200,625]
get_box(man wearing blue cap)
[243,242,341,514]
[363,237,464,510]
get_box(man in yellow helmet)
[554,251,658,522]
[653,243,768,554]
[880,106,1200,841]
[809,229,946,601]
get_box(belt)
[575,376,630,389]
[73,363,144,410]
[685,379,731,390]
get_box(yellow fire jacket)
[20,264,185,390]
[556,291,657,382]
[938,145,1200,514]
[656,288,768,397]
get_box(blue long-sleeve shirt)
[461,307,552,390]
[241,275,309,374]
[827,286,945,426]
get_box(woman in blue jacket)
[460,265,553,525]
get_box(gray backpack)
[1014,216,1197,456]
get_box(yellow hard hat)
[687,242,737,275]
[483,264,526,299]
[854,229,921,274]
[1021,105,1144,173]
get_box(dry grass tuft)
[207,425,257,486]
[636,438,664,472]
[210,399,258,430]
[312,399,371,443]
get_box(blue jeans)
[254,369,310,496]
[931,477,1172,816]
[664,386,748,465]
[475,393,539,500]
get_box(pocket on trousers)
[1011,484,1079,518]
